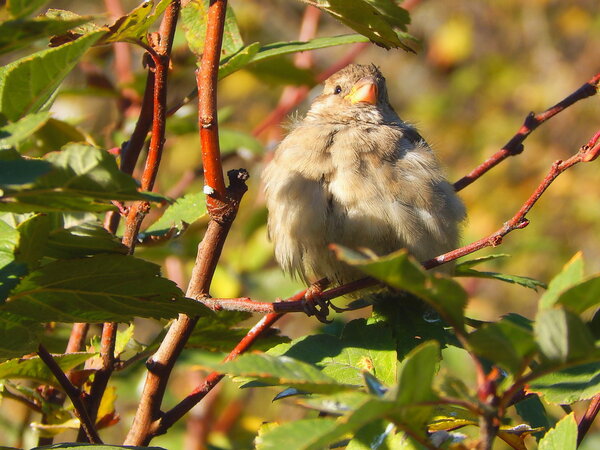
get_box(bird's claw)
[302,283,332,323]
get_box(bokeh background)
[1,0,599,448]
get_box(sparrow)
[262,64,465,318]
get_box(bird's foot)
[302,278,331,323]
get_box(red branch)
[578,394,600,445]
[454,72,600,191]
[197,0,228,208]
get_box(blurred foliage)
[0,0,599,449]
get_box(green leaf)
[455,254,510,269]
[554,275,600,315]
[247,57,315,85]
[268,318,397,387]
[0,218,27,300]
[0,112,51,149]
[217,35,371,80]
[187,325,289,353]
[0,15,94,55]
[15,213,51,268]
[255,418,340,450]
[219,353,355,394]
[540,253,584,309]
[181,0,243,58]
[0,157,53,188]
[0,352,94,386]
[455,265,545,291]
[334,247,467,331]
[102,0,170,44]
[3,254,209,322]
[5,0,48,19]
[529,362,600,404]
[534,308,597,363]
[514,395,551,440]
[303,0,413,50]
[144,191,206,236]
[45,222,127,259]
[392,341,439,429]
[468,319,536,373]
[0,30,104,121]
[252,34,372,64]
[218,42,261,79]
[0,144,162,213]
[538,412,577,450]
[0,313,42,362]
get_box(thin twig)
[37,345,102,444]
[453,72,600,191]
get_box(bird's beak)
[344,77,378,105]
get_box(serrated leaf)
[334,247,467,331]
[554,275,600,315]
[102,0,170,44]
[0,352,94,386]
[0,144,162,213]
[3,254,209,322]
[393,341,439,430]
[45,222,127,259]
[468,319,536,373]
[538,413,577,450]
[0,112,51,149]
[268,318,396,387]
[5,0,48,19]
[455,254,510,269]
[302,0,413,50]
[0,30,104,121]
[181,0,243,58]
[539,253,584,309]
[0,218,27,300]
[529,362,600,404]
[0,15,94,55]
[455,265,545,291]
[514,395,551,441]
[535,308,597,363]
[187,326,289,353]
[0,312,41,361]
[217,35,371,80]
[144,191,206,236]
[0,157,53,188]
[255,418,340,450]
[219,353,354,394]
[15,213,51,267]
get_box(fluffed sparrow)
[263,64,465,315]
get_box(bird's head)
[306,64,397,124]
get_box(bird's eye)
[334,85,342,95]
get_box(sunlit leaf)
[539,253,584,309]
[537,413,577,450]
[144,191,206,236]
[0,112,51,149]
[0,30,104,121]
[529,362,600,404]
[102,0,170,44]
[0,352,94,386]
[0,144,162,213]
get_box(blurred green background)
[1,0,599,448]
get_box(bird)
[262,64,465,319]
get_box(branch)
[578,394,600,445]
[80,3,182,442]
[37,345,102,444]
[453,72,600,191]
[124,2,249,445]
[197,130,600,316]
